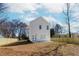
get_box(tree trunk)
[67,3,71,38]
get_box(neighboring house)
[28,17,50,42]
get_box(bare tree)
[54,24,63,34]
[0,3,8,36]
[0,3,8,24]
[0,19,27,38]
[63,3,72,38]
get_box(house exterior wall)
[29,17,50,42]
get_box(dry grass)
[0,38,18,46]
[52,38,79,44]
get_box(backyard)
[0,38,78,56]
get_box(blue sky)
[4,3,65,24]
[1,3,79,33]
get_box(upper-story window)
[47,25,49,30]
[39,25,42,29]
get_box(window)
[47,25,49,30]
[35,35,37,41]
[40,35,46,39]
[32,35,35,40]
[39,25,42,29]
[43,35,46,38]
[32,35,37,41]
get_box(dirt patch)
[57,44,79,56]
[0,41,79,56]
[0,42,64,56]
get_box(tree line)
[0,19,27,37]
[0,3,30,41]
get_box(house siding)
[29,17,50,42]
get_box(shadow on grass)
[2,40,33,47]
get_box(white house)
[28,17,50,42]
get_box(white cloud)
[20,13,37,24]
[63,21,79,33]
[42,3,64,13]
[70,22,79,29]
[7,3,40,13]
[43,16,63,28]
[6,3,64,14]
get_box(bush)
[18,34,32,43]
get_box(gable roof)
[30,16,50,24]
